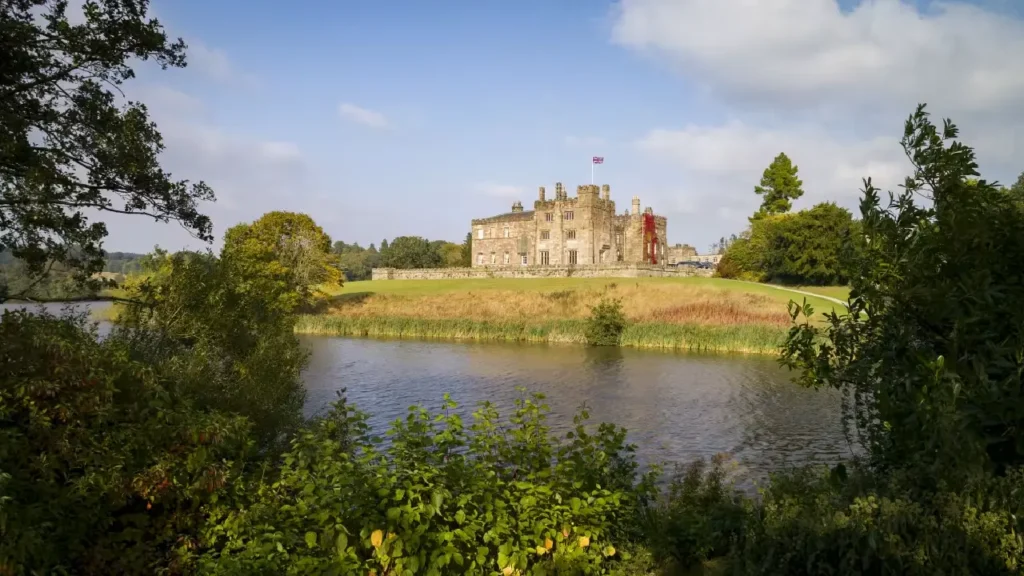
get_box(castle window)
[564,211,574,221]
[503,228,510,238]
[477,253,483,264]
[477,229,484,240]
[617,251,623,262]
[490,253,496,264]
[545,212,553,222]
[540,251,550,265]
[503,252,510,264]
[540,230,550,240]
[521,255,528,265]
[566,229,576,240]
[616,233,623,245]
[568,250,578,265]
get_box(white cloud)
[338,103,390,129]
[564,135,608,148]
[612,0,1024,243]
[612,0,1024,119]
[100,84,313,251]
[186,40,259,87]
[474,183,524,199]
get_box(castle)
[470,183,694,267]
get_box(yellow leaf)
[561,527,570,538]
[578,536,590,548]
[544,538,553,550]
[370,530,383,548]
[536,546,547,555]
[502,567,513,576]
[603,545,616,557]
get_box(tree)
[753,153,804,218]
[221,212,341,311]
[438,241,464,267]
[783,104,1024,483]
[379,236,441,269]
[0,0,214,301]
[380,238,389,252]
[461,232,473,267]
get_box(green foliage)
[585,298,627,346]
[736,466,1024,575]
[0,309,252,574]
[196,391,657,575]
[461,231,474,267]
[717,204,858,285]
[753,152,804,218]
[643,455,748,570]
[782,104,1024,482]
[116,249,308,448]
[0,0,213,299]
[438,241,465,267]
[380,235,444,269]
[222,211,342,311]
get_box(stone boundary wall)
[371,264,713,281]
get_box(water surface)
[1,302,850,486]
[301,337,851,486]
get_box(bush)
[644,455,748,571]
[736,467,1024,575]
[585,298,627,346]
[195,391,658,575]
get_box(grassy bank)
[297,277,845,354]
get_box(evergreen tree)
[753,152,804,219]
[380,238,389,252]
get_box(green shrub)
[736,467,1024,575]
[585,298,627,346]
[644,455,748,571]
[196,391,657,575]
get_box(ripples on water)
[301,337,852,488]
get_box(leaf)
[305,531,317,549]
[336,532,348,556]
[578,535,590,548]
[371,529,384,548]
[455,510,466,524]
[570,497,581,513]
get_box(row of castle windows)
[543,211,573,222]
[539,230,577,240]
[474,250,578,266]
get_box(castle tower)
[538,186,546,202]
[631,196,641,215]
[601,184,610,201]
[511,201,523,213]
[555,182,565,200]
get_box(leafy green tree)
[222,211,341,311]
[783,104,1024,483]
[461,232,473,266]
[0,0,214,301]
[438,241,464,267]
[380,236,442,269]
[753,153,804,218]
[380,238,389,252]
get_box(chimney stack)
[538,186,546,202]
[631,196,641,216]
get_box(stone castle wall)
[372,264,713,281]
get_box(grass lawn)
[299,277,845,354]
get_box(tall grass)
[294,314,788,354]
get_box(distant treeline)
[0,251,146,300]
[334,235,471,281]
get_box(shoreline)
[294,314,788,355]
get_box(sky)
[94,0,1024,254]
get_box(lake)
[3,301,851,486]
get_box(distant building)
[469,183,672,267]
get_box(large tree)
[222,212,341,311]
[380,235,442,269]
[753,152,804,218]
[0,0,215,301]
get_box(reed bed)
[293,314,788,354]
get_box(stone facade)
[469,183,673,268]
[372,263,713,281]
[666,243,698,265]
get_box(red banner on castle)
[592,156,604,164]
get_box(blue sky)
[102,0,1024,254]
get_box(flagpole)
[591,158,594,184]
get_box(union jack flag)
[592,156,604,164]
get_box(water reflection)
[300,336,851,487]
